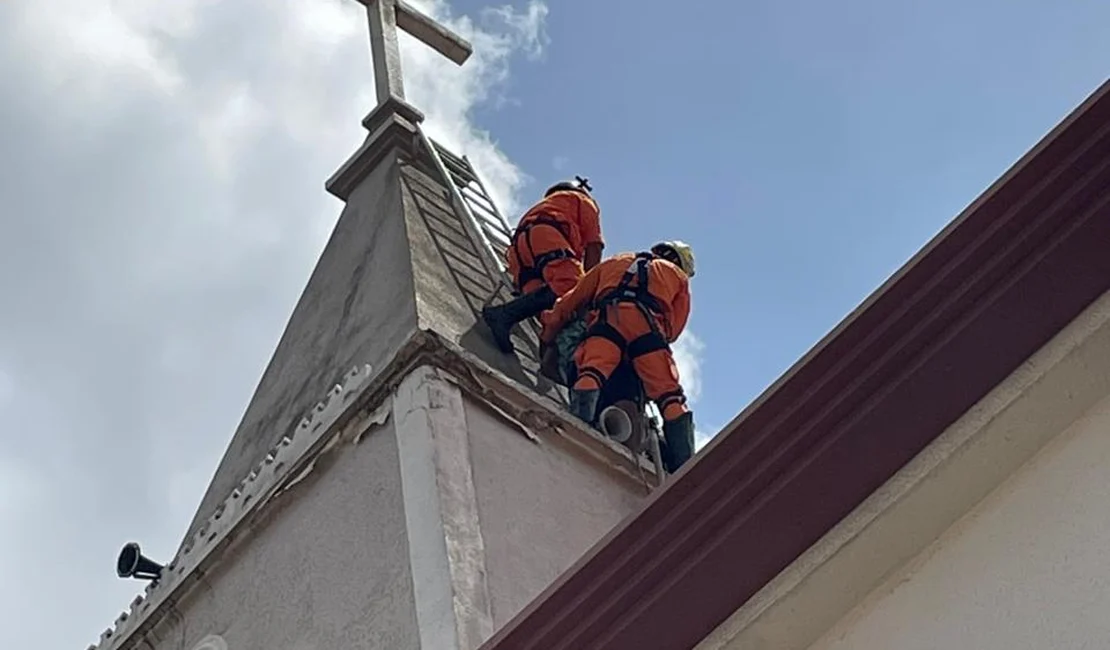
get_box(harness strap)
[594,254,666,312]
[512,215,577,289]
[655,388,687,411]
[584,321,627,350]
[626,331,669,359]
[589,253,671,352]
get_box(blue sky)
[456,0,1110,435]
[0,1,1107,646]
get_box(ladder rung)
[472,201,509,230]
[431,142,473,170]
[481,231,510,251]
[483,227,510,243]
[464,203,507,231]
[459,179,494,201]
[443,156,475,181]
[466,199,506,226]
[459,192,509,230]
[440,156,477,183]
[434,142,469,168]
[471,207,506,227]
[460,187,497,212]
[447,169,477,190]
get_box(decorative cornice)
[325,103,423,201]
[86,362,377,650]
[362,94,425,131]
[84,328,657,649]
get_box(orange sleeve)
[576,196,603,247]
[541,263,602,342]
[667,273,691,342]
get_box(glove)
[538,309,558,344]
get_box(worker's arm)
[667,275,691,342]
[578,196,604,272]
[541,266,601,343]
[583,242,603,272]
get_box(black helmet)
[544,175,593,197]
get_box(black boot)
[481,286,557,353]
[569,388,601,425]
[662,411,696,474]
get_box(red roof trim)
[481,78,1110,650]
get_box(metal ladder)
[423,138,546,337]
[428,140,513,275]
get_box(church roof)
[478,77,1110,650]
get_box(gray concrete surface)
[127,361,646,650]
[464,395,647,628]
[183,136,559,560]
[151,415,420,649]
[184,153,420,545]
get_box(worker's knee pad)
[656,388,688,420]
[573,366,606,391]
[661,401,690,421]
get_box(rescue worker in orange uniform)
[540,240,698,473]
[482,177,604,354]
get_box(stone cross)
[355,0,474,105]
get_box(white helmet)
[652,240,696,278]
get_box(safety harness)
[579,252,686,413]
[510,215,577,291]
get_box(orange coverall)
[507,190,603,297]
[540,252,692,421]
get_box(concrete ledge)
[362,95,425,132]
[696,288,1110,650]
[419,329,661,486]
[326,109,421,201]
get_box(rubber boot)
[662,411,696,474]
[569,388,601,425]
[481,286,557,353]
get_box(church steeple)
[182,0,557,548]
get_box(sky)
[0,0,1108,647]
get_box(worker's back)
[518,190,601,257]
[590,252,690,340]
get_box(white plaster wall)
[145,417,420,650]
[187,154,419,545]
[464,397,648,629]
[809,392,1110,650]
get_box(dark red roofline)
[480,77,1110,650]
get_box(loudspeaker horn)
[599,405,633,443]
[116,542,164,581]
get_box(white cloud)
[694,426,717,450]
[673,329,705,405]
[671,330,716,449]
[401,0,550,217]
[0,0,547,647]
